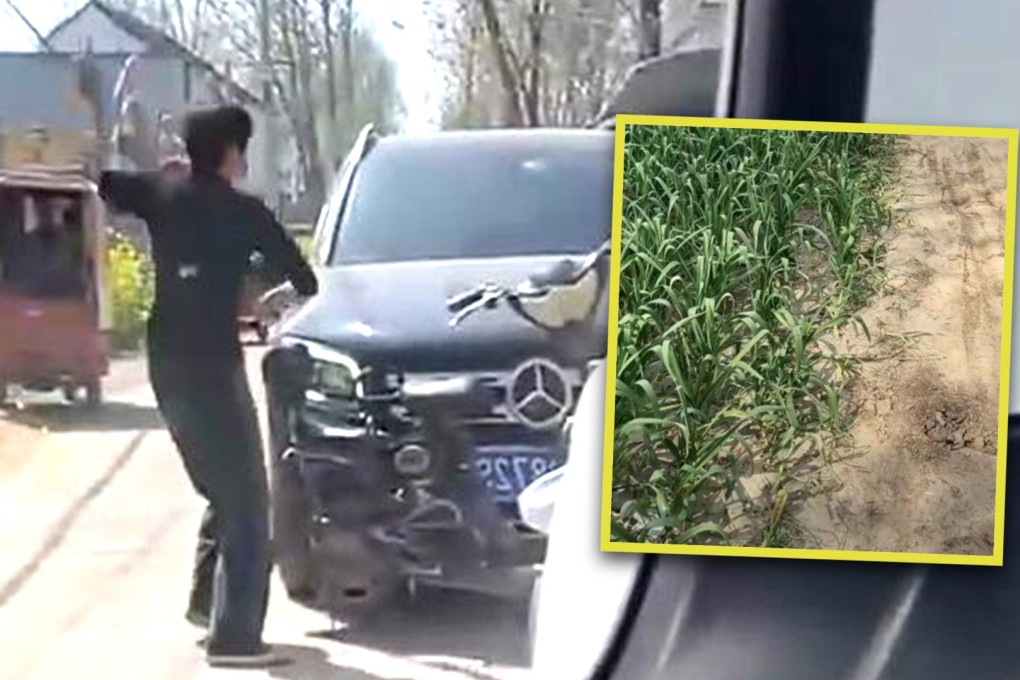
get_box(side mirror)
[528,257,586,289]
[515,268,601,330]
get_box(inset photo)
[602,116,1017,565]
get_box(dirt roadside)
[788,135,1008,555]
[0,418,43,481]
[0,353,532,679]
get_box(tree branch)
[475,0,524,126]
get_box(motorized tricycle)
[0,166,111,406]
[261,239,610,625]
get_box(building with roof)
[46,1,261,107]
[0,1,301,214]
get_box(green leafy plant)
[107,230,153,352]
[612,125,898,545]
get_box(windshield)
[330,133,614,265]
[0,188,87,299]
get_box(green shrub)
[612,125,899,545]
[107,230,153,351]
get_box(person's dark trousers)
[148,347,271,655]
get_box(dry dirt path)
[0,352,531,680]
[783,135,1007,554]
[792,135,1008,555]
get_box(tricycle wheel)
[0,382,8,405]
[63,385,78,403]
[85,380,103,408]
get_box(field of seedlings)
[610,123,901,547]
[611,124,1006,553]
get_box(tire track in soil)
[792,136,1007,555]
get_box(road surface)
[0,349,533,680]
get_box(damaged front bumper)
[282,416,550,598]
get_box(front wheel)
[267,394,318,603]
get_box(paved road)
[0,349,532,680]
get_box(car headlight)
[314,361,356,398]
[280,337,360,400]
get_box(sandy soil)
[789,135,1008,555]
[0,418,42,480]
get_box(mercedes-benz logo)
[507,358,572,430]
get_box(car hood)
[277,255,609,373]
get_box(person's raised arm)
[97,170,161,221]
[250,201,318,298]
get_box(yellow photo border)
[600,114,1018,567]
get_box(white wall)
[865,0,1020,412]
[49,5,145,54]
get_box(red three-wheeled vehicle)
[0,165,111,406]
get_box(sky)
[0,0,441,132]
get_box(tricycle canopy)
[0,165,112,332]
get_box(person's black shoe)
[184,608,210,629]
[206,644,292,668]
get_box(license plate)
[475,450,561,502]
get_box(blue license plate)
[475,450,561,502]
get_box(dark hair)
[183,105,253,175]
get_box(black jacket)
[99,170,318,361]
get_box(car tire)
[266,396,318,602]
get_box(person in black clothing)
[98,105,317,668]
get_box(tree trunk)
[340,0,355,107]
[463,20,478,119]
[320,0,338,126]
[476,0,524,127]
[172,0,188,44]
[638,0,661,59]
[523,0,547,126]
[296,34,327,206]
[191,0,203,50]
[280,0,327,208]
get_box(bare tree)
[105,0,401,207]
[433,0,635,129]
[522,0,549,125]
[277,0,327,204]
[476,0,525,126]
[637,0,661,59]
[318,0,337,125]
[339,0,355,108]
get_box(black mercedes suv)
[261,125,613,620]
